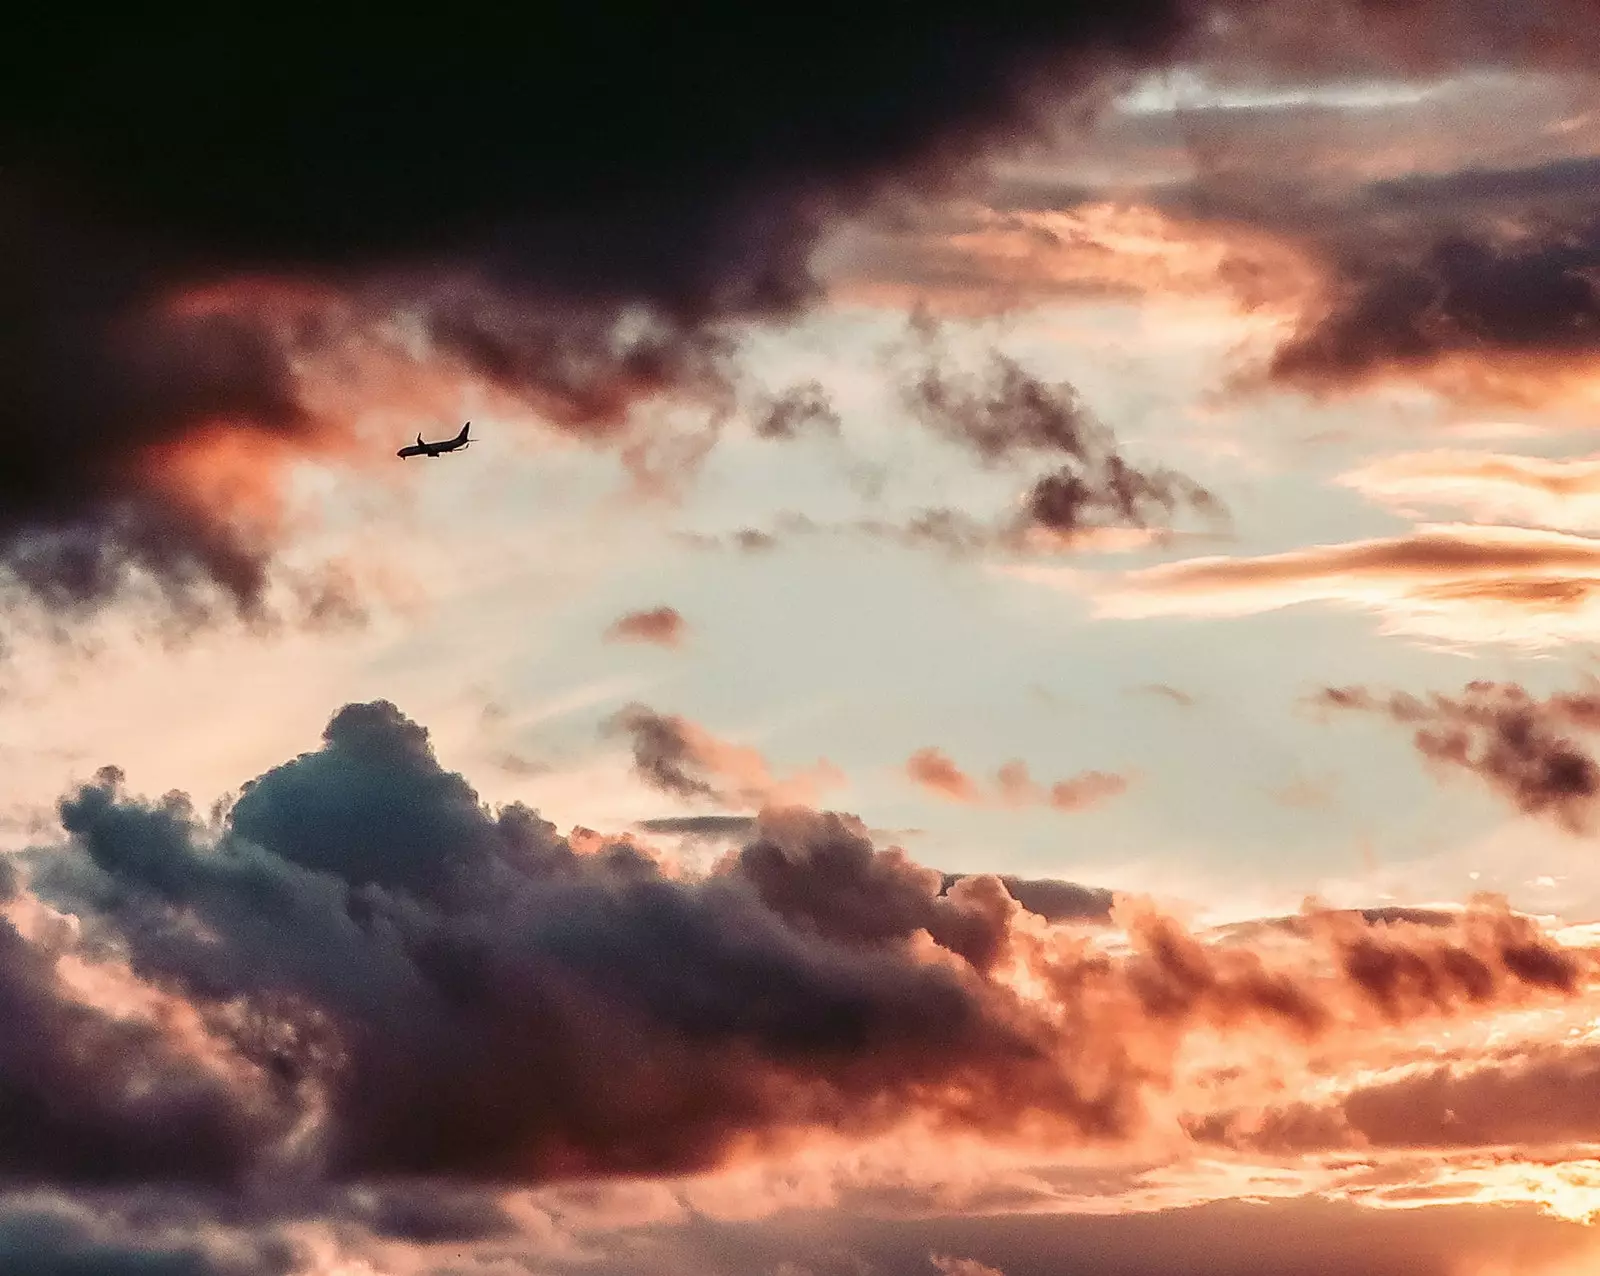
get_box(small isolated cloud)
[1132,683,1197,708]
[1337,450,1600,531]
[605,606,688,648]
[1315,680,1600,833]
[605,704,846,810]
[907,748,982,803]
[750,381,843,440]
[1014,522,1600,648]
[907,749,1129,813]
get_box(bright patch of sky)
[1113,66,1466,116]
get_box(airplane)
[397,422,472,459]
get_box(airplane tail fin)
[459,421,471,442]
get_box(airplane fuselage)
[397,423,471,459]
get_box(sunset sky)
[10,6,1600,1274]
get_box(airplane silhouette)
[397,422,472,458]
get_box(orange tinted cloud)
[910,751,1129,812]
[826,201,1314,318]
[1014,523,1600,648]
[605,606,687,648]
[1263,209,1600,411]
[908,747,982,803]
[22,706,1600,1230]
[606,703,846,810]
[1338,450,1600,531]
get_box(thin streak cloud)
[1007,522,1600,648]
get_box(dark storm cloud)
[12,699,1595,1205]
[1315,680,1600,832]
[0,1197,301,1276]
[1267,206,1600,399]
[1155,152,1600,404]
[24,705,1140,1187]
[0,873,290,1190]
[0,5,1202,624]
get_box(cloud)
[895,325,1223,543]
[1191,1039,1600,1157]
[750,382,844,441]
[605,607,688,648]
[848,94,1600,412]
[604,704,847,809]
[9,697,1598,1216]
[829,200,1313,317]
[939,875,1115,925]
[1315,680,1600,832]
[1183,153,1600,410]
[0,1201,294,1275]
[675,325,1226,567]
[0,10,1219,628]
[1020,522,1600,648]
[678,511,1194,561]
[908,749,1130,813]
[906,749,982,803]
[1337,450,1600,531]
[1131,684,1197,709]
[1264,202,1600,407]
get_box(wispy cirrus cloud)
[1337,449,1600,530]
[1008,522,1600,648]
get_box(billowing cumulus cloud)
[5,699,1596,1212]
[1014,522,1600,648]
[1316,680,1600,832]
[605,606,688,648]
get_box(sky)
[12,4,1600,1273]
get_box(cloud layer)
[0,8,1213,626]
[7,699,1597,1207]
[1020,522,1600,647]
